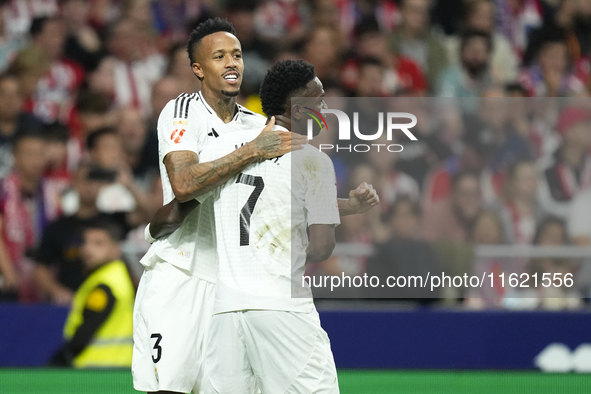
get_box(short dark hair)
[354,16,381,38]
[77,89,112,114]
[225,0,257,13]
[260,60,316,117]
[0,72,18,85]
[532,216,567,245]
[505,82,528,96]
[86,127,118,151]
[30,16,60,38]
[83,217,125,242]
[186,17,236,65]
[358,56,384,69]
[44,122,70,143]
[384,196,421,222]
[460,29,493,53]
[13,129,45,151]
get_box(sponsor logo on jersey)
[173,120,188,126]
[178,250,192,259]
[171,129,186,144]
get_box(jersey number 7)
[236,173,265,246]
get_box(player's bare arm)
[165,117,307,202]
[148,199,201,239]
[338,182,380,216]
[306,224,336,264]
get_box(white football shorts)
[132,261,215,393]
[205,308,340,394]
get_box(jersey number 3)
[236,173,264,246]
[151,333,162,363]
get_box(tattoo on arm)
[164,145,259,202]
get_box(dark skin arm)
[148,199,201,239]
[165,117,308,202]
[306,224,336,264]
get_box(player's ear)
[192,62,204,81]
[291,103,302,120]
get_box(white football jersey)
[199,126,341,314]
[140,92,266,281]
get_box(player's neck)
[274,118,291,131]
[272,114,295,132]
[201,88,237,123]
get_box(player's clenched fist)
[348,182,380,214]
[249,116,308,159]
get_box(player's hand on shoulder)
[250,116,308,160]
[348,182,380,214]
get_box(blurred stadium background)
[2,0,591,392]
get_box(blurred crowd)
[0,0,590,310]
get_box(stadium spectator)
[0,2,26,73]
[71,90,116,152]
[340,17,427,95]
[85,126,155,224]
[366,133,420,214]
[62,0,103,72]
[388,0,448,89]
[86,57,116,100]
[0,131,54,302]
[494,0,543,58]
[421,170,483,243]
[49,218,134,367]
[3,0,59,38]
[105,18,165,117]
[468,87,532,171]
[29,16,85,123]
[523,0,589,68]
[116,107,158,187]
[497,159,544,244]
[151,0,209,43]
[422,115,506,207]
[149,76,182,128]
[388,96,451,187]
[504,216,582,310]
[115,107,161,219]
[445,0,519,83]
[465,209,509,309]
[120,0,155,32]
[354,57,386,97]
[301,25,346,82]
[0,73,43,178]
[33,163,132,305]
[568,186,591,246]
[437,30,497,100]
[518,27,585,96]
[365,197,443,299]
[42,122,73,214]
[8,46,50,115]
[504,82,531,139]
[538,105,591,219]
[224,0,270,96]
[253,0,310,51]
[165,43,201,96]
